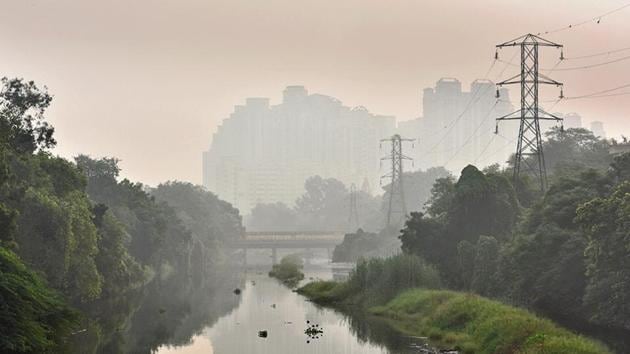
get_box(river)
[154,266,428,354]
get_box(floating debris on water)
[304,320,323,343]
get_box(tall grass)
[371,289,611,354]
[345,254,442,306]
[298,254,610,353]
[299,254,441,306]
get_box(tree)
[402,165,518,287]
[0,247,77,352]
[295,176,348,230]
[470,236,500,296]
[381,167,450,214]
[247,202,297,232]
[399,212,444,266]
[447,166,519,243]
[494,169,612,318]
[610,152,630,182]
[511,127,610,181]
[577,181,630,330]
[93,206,144,297]
[0,78,55,154]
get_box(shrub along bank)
[268,255,305,287]
[298,254,610,354]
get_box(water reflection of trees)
[307,302,416,354]
[345,312,414,353]
[71,268,244,353]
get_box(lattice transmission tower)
[381,134,414,227]
[495,34,564,191]
[348,183,359,230]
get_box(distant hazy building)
[563,112,582,129]
[590,121,606,138]
[203,86,395,214]
[398,78,515,173]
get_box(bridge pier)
[304,248,311,266]
[228,232,345,266]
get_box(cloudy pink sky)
[1,0,629,185]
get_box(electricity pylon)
[495,34,564,192]
[348,183,359,230]
[381,134,414,227]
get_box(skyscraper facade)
[399,78,516,173]
[590,121,606,138]
[203,86,395,214]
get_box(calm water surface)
[156,268,419,354]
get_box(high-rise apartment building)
[203,86,396,214]
[590,121,606,138]
[398,78,515,173]
[563,112,582,129]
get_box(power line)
[552,54,630,71]
[499,54,630,71]
[569,91,630,99]
[539,2,630,35]
[563,83,630,100]
[424,54,516,155]
[442,101,499,166]
[474,134,497,164]
[565,45,630,60]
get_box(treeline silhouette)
[400,127,630,334]
[0,78,243,353]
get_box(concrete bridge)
[229,231,345,265]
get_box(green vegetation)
[332,228,401,262]
[269,255,305,287]
[299,254,440,306]
[371,289,610,354]
[247,169,449,235]
[302,128,629,352]
[0,247,77,353]
[0,77,244,352]
[299,255,610,354]
[397,129,630,335]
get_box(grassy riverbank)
[299,283,610,353]
[298,254,611,354]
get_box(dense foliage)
[371,289,610,354]
[398,128,630,342]
[268,255,305,287]
[0,247,77,353]
[247,169,448,234]
[299,253,441,307]
[0,78,244,352]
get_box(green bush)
[345,254,441,306]
[371,289,610,354]
[299,254,441,306]
[268,255,305,287]
[0,247,78,352]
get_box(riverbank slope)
[299,281,610,354]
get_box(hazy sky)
[1,0,629,185]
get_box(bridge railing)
[242,231,345,241]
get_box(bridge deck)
[228,231,345,249]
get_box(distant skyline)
[1,0,629,185]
